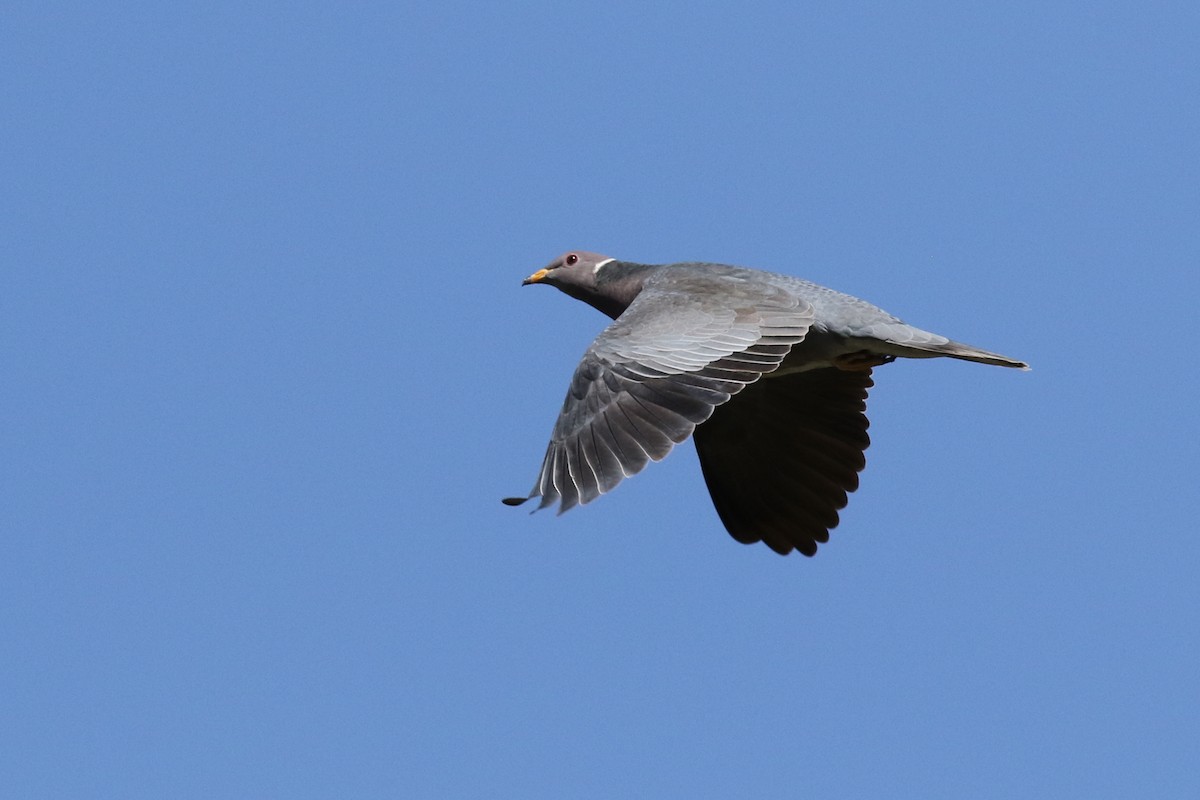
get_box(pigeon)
[504,251,1027,556]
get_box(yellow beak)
[522,268,550,286]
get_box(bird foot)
[833,351,895,371]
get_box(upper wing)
[506,272,814,513]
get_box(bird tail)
[912,339,1029,370]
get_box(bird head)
[522,251,636,319]
[522,251,614,287]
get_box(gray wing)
[506,274,814,513]
[693,367,873,556]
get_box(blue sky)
[3,1,1197,797]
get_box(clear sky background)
[3,2,1197,797]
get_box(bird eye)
[565,253,579,266]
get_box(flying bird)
[504,251,1027,556]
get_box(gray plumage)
[504,251,1028,556]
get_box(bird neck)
[585,262,654,319]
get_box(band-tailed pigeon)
[504,251,1027,556]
